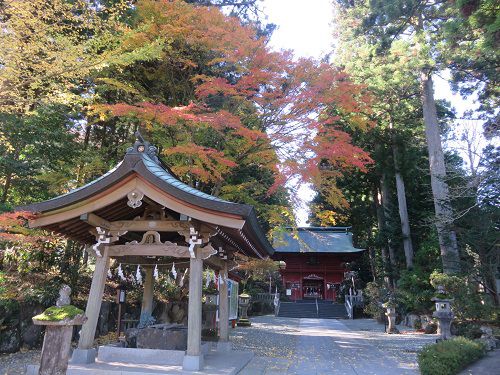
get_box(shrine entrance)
[302,274,324,300]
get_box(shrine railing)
[345,293,364,319]
[254,293,277,302]
[345,297,353,319]
[273,293,280,316]
[121,319,139,331]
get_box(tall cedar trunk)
[373,187,388,265]
[370,187,390,286]
[1,172,12,203]
[368,247,377,282]
[380,175,397,289]
[420,71,461,274]
[381,175,397,267]
[391,139,414,269]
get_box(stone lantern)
[382,295,399,334]
[237,292,251,327]
[432,285,454,341]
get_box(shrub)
[430,271,495,321]
[396,269,434,314]
[363,281,388,320]
[418,337,486,375]
[452,321,483,339]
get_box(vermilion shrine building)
[273,227,364,301]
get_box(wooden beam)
[81,212,192,233]
[109,220,191,232]
[108,244,191,258]
[110,256,191,268]
[108,242,217,259]
[80,213,111,229]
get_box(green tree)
[333,0,466,274]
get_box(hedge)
[418,337,486,375]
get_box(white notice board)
[228,279,239,320]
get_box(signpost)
[116,286,126,339]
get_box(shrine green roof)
[273,227,364,253]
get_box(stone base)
[136,324,187,350]
[217,341,232,352]
[70,348,97,364]
[182,354,204,371]
[98,346,185,366]
[25,365,39,375]
[66,350,253,375]
[237,319,251,327]
[386,328,400,334]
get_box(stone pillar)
[141,266,154,316]
[183,248,204,371]
[73,247,110,363]
[385,307,399,334]
[217,261,230,351]
[37,324,75,374]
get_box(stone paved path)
[458,349,500,375]
[232,316,437,375]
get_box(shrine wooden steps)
[318,303,348,319]
[277,301,347,319]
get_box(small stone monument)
[383,295,399,334]
[32,284,87,375]
[432,285,453,341]
[237,292,251,327]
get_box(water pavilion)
[22,134,274,372]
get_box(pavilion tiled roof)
[20,135,274,258]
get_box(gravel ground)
[0,349,40,375]
[233,315,438,375]
[0,317,437,375]
[231,316,301,358]
[341,318,437,370]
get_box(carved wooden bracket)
[187,227,202,258]
[199,244,217,260]
[90,227,126,257]
[126,231,164,245]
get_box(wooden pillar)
[183,248,204,370]
[78,247,110,350]
[141,266,154,316]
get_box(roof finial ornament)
[125,130,160,165]
[135,130,145,143]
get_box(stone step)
[66,350,254,375]
[278,302,347,319]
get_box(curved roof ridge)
[19,135,275,258]
[141,153,233,204]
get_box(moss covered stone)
[33,305,84,322]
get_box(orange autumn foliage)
[0,211,52,243]
[97,0,374,205]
